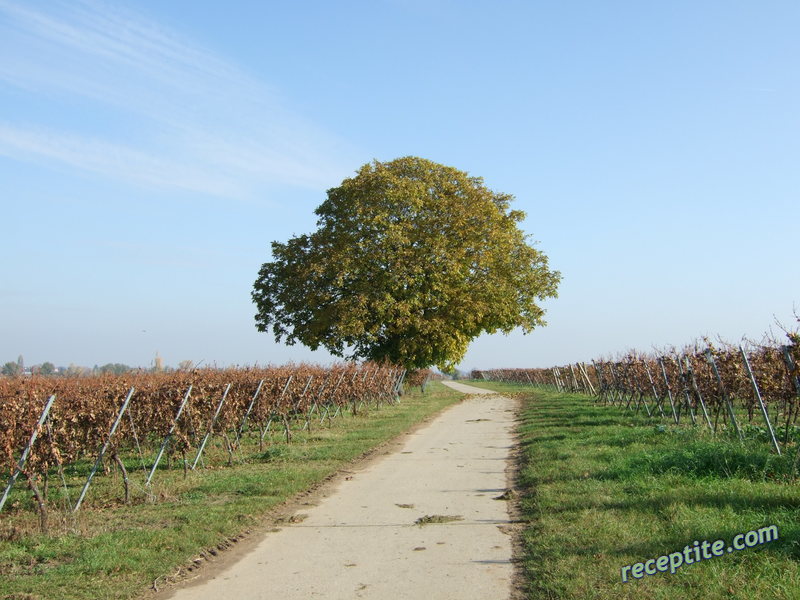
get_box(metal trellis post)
[146,385,193,485]
[739,345,781,454]
[0,395,56,513]
[191,384,232,469]
[74,387,135,511]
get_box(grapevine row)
[474,332,800,453]
[0,362,408,525]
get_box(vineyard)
[474,330,800,456]
[0,362,413,532]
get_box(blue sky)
[2,0,799,371]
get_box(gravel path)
[166,381,515,600]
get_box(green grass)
[0,383,462,600]
[467,380,800,600]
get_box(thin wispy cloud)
[0,124,243,196]
[0,0,355,197]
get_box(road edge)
[142,392,472,599]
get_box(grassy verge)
[0,382,462,600]
[467,380,800,600]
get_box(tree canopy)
[1,361,21,376]
[252,156,560,370]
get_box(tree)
[96,363,131,375]
[2,361,21,376]
[252,156,560,370]
[40,362,56,375]
[65,363,88,377]
[449,368,467,380]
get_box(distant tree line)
[1,355,196,377]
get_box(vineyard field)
[474,331,800,455]
[470,381,800,599]
[0,363,428,528]
[0,374,457,600]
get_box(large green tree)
[252,156,560,370]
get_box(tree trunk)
[222,433,234,467]
[112,453,130,504]
[283,415,292,443]
[26,473,48,534]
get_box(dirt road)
[166,381,515,600]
